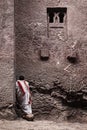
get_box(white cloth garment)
[16,80,32,114]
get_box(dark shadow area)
[59,13,65,23]
[67,56,78,64]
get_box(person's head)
[19,75,25,80]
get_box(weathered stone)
[14,0,87,121]
[0,0,14,107]
[0,0,87,122]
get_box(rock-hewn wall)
[0,0,14,107]
[15,0,87,121]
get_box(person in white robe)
[16,76,34,120]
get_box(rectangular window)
[47,7,67,28]
[47,7,67,39]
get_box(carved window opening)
[47,7,67,39]
[47,7,67,26]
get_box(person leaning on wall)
[16,75,34,121]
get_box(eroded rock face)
[0,0,14,107]
[15,0,87,121]
[0,104,17,120]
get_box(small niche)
[67,56,77,64]
[40,48,50,61]
[67,52,78,64]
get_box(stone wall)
[0,0,14,107]
[15,0,87,121]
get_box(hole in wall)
[67,56,77,64]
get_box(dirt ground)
[0,119,87,130]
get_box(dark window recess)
[49,13,54,23]
[47,7,67,24]
[59,12,64,23]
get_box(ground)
[0,119,87,130]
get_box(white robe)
[16,80,32,114]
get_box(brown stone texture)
[15,0,87,120]
[1,120,87,130]
[0,0,14,107]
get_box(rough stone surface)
[0,0,14,107]
[1,120,87,130]
[0,105,17,120]
[14,0,87,121]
